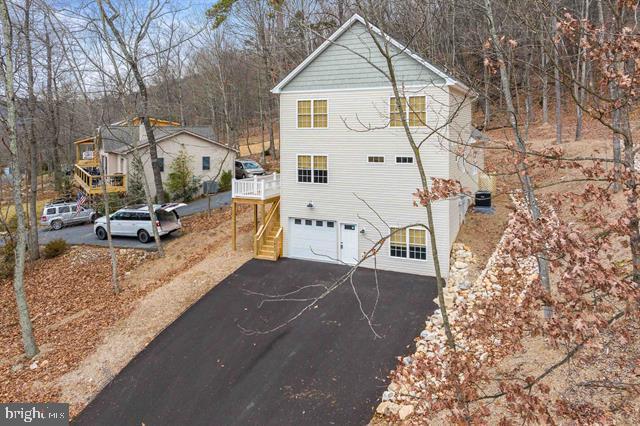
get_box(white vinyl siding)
[279,86,454,277]
[281,21,444,92]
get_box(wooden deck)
[231,174,282,260]
[74,165,127,195]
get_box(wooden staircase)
[254,198,283,261]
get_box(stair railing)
[254,198,281,257]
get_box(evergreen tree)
[127,157,146,204]
[166,145,200,202]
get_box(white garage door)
[289,218,338,261]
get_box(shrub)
[0,240,15,279]
[218,170,232,192]
[43,238,68,259]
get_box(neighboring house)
[73,117,237,198]
[232,14,484,277]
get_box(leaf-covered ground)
[0,204,253,410]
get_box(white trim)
[388,226,427,262]
[366,155,386,164]
[278,84,449,95]
[295,98,328,129]
[123,129,239,154]
[271,14,469,94]
[296,153,329,184]
[388,95,427,129]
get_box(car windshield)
[243,161,261,170]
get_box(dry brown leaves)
[0,205,250,405]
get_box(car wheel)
[137,229,151,243]
[51,219,63,230]
[96,226,107,240]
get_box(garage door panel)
[289,218,337,261]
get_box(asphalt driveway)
[38,191,231,249]
[74,259,437,425]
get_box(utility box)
[203,180,219,194]
[475,191,492,208]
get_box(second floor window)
[298,99,328,128]
[297,155,328,184]
[158,157,164,172]
[202,156,210,170]
[390,96,427,127]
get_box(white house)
[232,14,483,277]
[74,118,237,198]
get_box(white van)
[93,204,185,243]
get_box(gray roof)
[100,125,218,153]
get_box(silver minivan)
[40,202,97,230]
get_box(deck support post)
[253,205,258,234]
[260,204,265,227]
[232,200,237,250]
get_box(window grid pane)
[368,156,384,163]
[409,228,427,260]
[313,156,327,170]
[396,156,414,164]
[313,100,328,128]
[298,155,312,183]
[389,97,405,127]
[298,100,312,128]
[390,227,407,257]
[409,96,426,126]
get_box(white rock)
[382,390,396,401]
[376,401,391,414]
[398,404,415,420]
[29,361,38,370]
[454,261,468,269]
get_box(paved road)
[38,191,232,250]
[74,259,437,426]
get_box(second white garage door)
[289,218,337,261]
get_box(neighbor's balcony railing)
[232,173,280,200]
[74,165,127,195]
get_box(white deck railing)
[232,173,280,200]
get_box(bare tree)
[0,0,38,358]
[96,0,167,203]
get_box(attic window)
[297,99,327,128]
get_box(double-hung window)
[297,155,312,182]
[389,96,426,127]
[408,229,427,260]
[297,99,328,128]
[313,156,328,183]
[297,155,328,184]
[389,227,427,260]
[390,227,407,258]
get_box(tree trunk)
[552,12,563,144]
[96,130,120,294]
[0,0,39,358]
[45,30,62,192]
[540,19,549,124]
[483,61,491,128]
[24,0,39,260]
